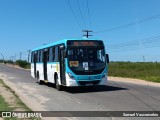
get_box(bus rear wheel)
[55,75,62,91]
[37,72,43,85]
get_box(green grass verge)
[0,80,31,111]
[0,80,17,120]
[0,96,17,120]
[0,79,41,120]
[108,62,160,83]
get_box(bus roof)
[31,38,102,51]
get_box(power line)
[106,35,160,52]
[76,0,87,29]
[86,0,92,30]
[65,0,83,30]
[94,14,160,34]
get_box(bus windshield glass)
[67,41,105,74]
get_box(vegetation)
[108,62,160,83]
[15,60,30,69]
[0,79,40,120]
[0,96,16,120]
[0,59,30,69]
[0,96,11,111]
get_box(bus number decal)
[70,61,79,67]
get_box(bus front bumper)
[66,75,107,87]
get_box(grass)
[0,79,41,120]
[0,96,17,120]
[0,80,30,110]
[108,62,160,83]
[0,80,17,120]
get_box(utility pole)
[82,30,92,38]
[20,52,22,60]
[28,50,31,63]
[15,54,16,62]
[0,53,4,63]
[143,55,145,62]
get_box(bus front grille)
[78,80,100,86]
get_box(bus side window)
[31,52,33,63]
[40,50,43,62]
[47,48,50,62]
[49,47,52,62]
[55,46,59,62]
[37,51,39,62]
[58,46,60,61]
[52,47,55,62]
[39,51,41,62]
[34,52,37,63]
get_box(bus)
[31,38,109,90]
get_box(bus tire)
[37,72,43,85]
[55,75,62,91]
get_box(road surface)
[0,64,160,120]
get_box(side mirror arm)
[106,54,109,63]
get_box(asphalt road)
[0,64,160,120]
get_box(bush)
[15,60,28,68]
[0,60,3,63]
[6,60,14,64]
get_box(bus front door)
[43,51,48,80]
[59,46,66,85]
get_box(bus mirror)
[106,54,109,63]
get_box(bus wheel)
[37,72,43,85]
[55,76,62,91]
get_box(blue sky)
[0,0,160,62]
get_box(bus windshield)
[67,46,106,75]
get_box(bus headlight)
[67,72,75,79]
[102,73,107,78]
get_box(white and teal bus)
[31,38,109,90]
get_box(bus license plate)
[85,83,93,86]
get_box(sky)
[0,0,160,62]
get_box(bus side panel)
[47,63,55,83]
[31,63,35,78]
[47,62,60,84]
[36,63,44,80]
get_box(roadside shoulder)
[108,76,160,87]
[3,63,30,71]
